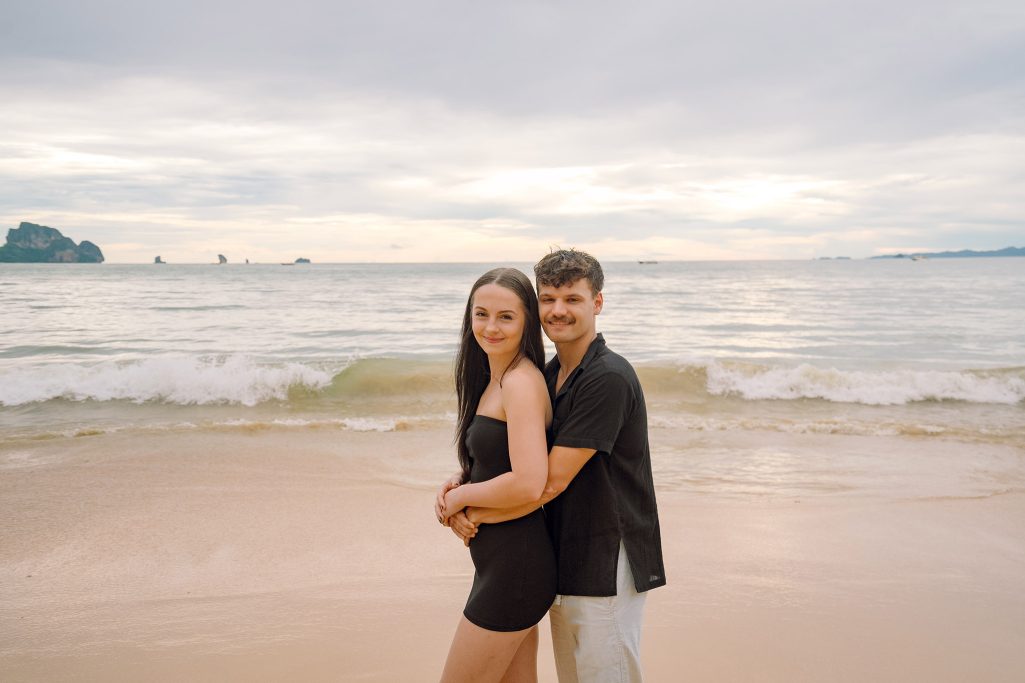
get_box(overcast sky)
[1,0,1022,262]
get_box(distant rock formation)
[0,222,104,263]
[294,257,311,264]
[872,246,1025,259]
[154,256,165,264]
[217,254,227,264]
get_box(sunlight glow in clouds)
[1,0,1022,262]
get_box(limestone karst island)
[0,222,105,263]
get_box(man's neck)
[554,331,598,378]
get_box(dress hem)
[462,608,548,633]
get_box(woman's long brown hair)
[453,268,544,482]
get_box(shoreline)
[2,426,1024,681]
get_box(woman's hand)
[434,472,463,526]
[441,486,467,523]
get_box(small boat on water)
[638,260,659,265]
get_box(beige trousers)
[549,542,647,683]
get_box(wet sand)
[2,426,1024,681]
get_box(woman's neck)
[487,350,521,383]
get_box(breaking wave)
[0,355,335,407]
[1,355,1023,408]
[701,361,1025,406]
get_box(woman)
[435,267,556,683]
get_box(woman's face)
[471,283,526,358]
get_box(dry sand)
[2,426,1024,681]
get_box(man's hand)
[449,510,478,547]
[435,472,463,526]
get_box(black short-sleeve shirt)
[544,333,666,597]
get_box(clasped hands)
[435,474,478,547]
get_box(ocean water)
[1,259,1023,449]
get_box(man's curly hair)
[533,248,604,295]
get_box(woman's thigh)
[500,625,539,683]
[440,616,534,683]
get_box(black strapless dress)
[462,415,557,632]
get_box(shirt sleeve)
[553,369,634,454]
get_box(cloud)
[1,1,1023,261]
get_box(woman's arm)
[449,443,598,544]
[465,443,595,524]
[450,479,560,544]
[440,368,549,519]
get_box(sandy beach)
[2,423,1023,682]
[4,0,1025,674]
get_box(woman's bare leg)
[499,625,538,683]
[440,616,533,683]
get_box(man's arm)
[465,444,597,525]
[434,471,465,525]
[456,368,631,539]
[440,370,550,521]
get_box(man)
[442,249,665,682]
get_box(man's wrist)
[450,487,465,512]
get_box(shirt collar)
[549,333,606,395]
[577,332,606,371]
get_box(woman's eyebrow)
[474,305,517,314]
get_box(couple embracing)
[435,249,666,682]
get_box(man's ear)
[593,292,604,316]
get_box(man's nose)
[550,299,566,317]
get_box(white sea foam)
[4,352,1023,410]
[0,355,334,407]
[703,361,1025,406]
[214,416,403,431]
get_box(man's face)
[537,278,603,344]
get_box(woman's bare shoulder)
[502,363,550,414]
[501,361,547,391]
